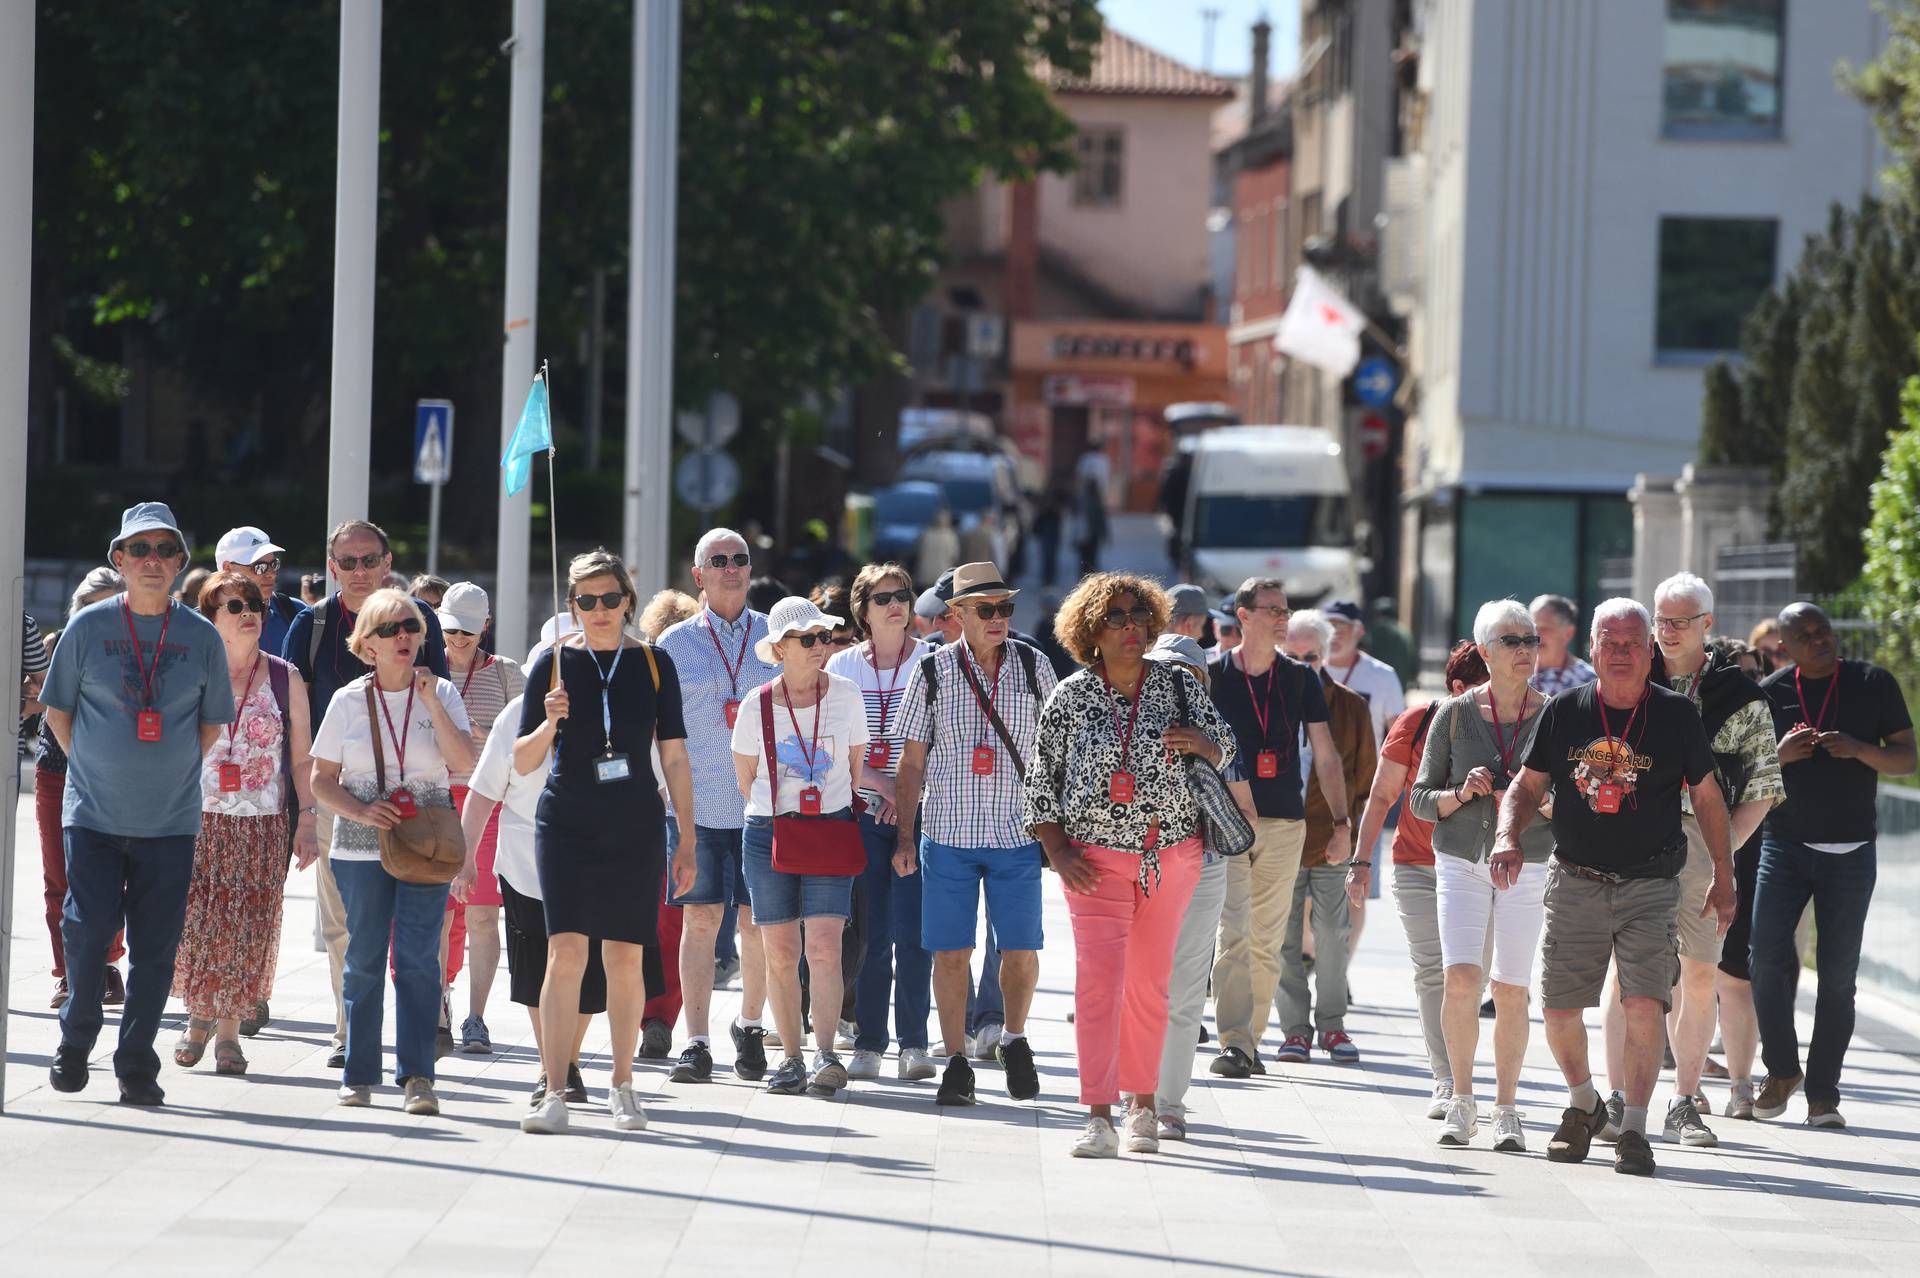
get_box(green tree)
[1862,355,1920,680]
[1697,360,1744,466]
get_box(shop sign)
[1043,374,1136,406]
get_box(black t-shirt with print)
[1522,681,1716,876]
[1760,660,1912,844]
[1207,650,1329,820]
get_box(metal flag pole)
[542,358,563,705]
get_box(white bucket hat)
[754,596,844,664]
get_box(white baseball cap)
[215,526,285,567]
[435,582,490,635]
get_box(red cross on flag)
[1274,265,1366,376]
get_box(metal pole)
[325,0,381,542]
[0,0,34,1114]
[585,267,606,472]
[623,0,681,597]
[493,0,546,658]
[427,477,442,577]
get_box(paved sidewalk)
[7,783,1920,1276]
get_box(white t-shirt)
[729,673,870,818]
[466,693,550,897]
[312,674,472,863]
[1325,650,1404,746]
[825,637,924,798]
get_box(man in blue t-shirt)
[281,518,448,1065]
[39,502,235,1105]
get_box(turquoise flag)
[501,373,552,496]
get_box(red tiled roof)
[1046,26,1237,99]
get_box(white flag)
[1274,265,1366,376]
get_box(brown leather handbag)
[364,681,466,885]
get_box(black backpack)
[919,639,1041,704]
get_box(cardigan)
[1407,688,1556,864]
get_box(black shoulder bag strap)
[959,647,1027,781]
[308,597,330,675]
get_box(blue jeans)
[672,824,751,907]
[967,917,1004,1034]
[333,859,450,1086]
[58,826,196,1080]
[853,812,932,1052]
[1751,834,1877,1105]
[740,816,856,925]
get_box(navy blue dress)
[521,642,686,944]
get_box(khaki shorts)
[1675,813,1723,965]
[1540,863,1682,1012]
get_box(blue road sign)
[1353,357,1398,408]
[415,400,454,485]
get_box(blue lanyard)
[589,644,627,755]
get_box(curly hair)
[639,589,699,642]
[1053,572,1170,666]
[847,562,914,637]
[196,569,265,623]
[1443,639,1489,691]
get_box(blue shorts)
[920,837,1044,953]
[741,816,856,926]
[670,824,751,908]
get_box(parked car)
[869,480,952,568]
[899,449,1027,566]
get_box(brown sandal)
[173,1017,215,1067]
[214,1039,248,1076]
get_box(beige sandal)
[213,1039,248,1076]
[173,1016,215,1067]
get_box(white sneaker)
[972,1023,1003,1061]
[1071,1115,1120,1159]
[898,1047,937,1081]
[1427,1078,1454,1120]
[1491,1105,1526,1152]
[608,1082,648,1132]
[847,1049,883,1081]
[836,1019,858,1051]
[337,1084,371,1107]
[1157,1110,1188,1142]
[1726,1078,1755,1120]
[1438,1096,1479,1146]
[402,1077,439,1116]
[522,1091,570,1134]
[1124,1106,1160,1154]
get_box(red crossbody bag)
[759,683,866,876]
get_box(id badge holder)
[136,710,163,742]
[595,751,633,784]
[218,763,243,793]
[1595,782,1622,814]
[1109,771,1135,804]
[971,745,996,776]
[799,787,822,816]
[390,790,417,819]
[867,740,891,770]
[1256,749,1279,779]
[724,699,741,729]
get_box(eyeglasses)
[573,591,626,612]
[1295,651,1323,664]
[371,618,424,639]
[333,553,386,571]
[704,552,752,569]
[248,558,281,576]
[965,601,1018,621]
[218,598,267,616]
[1244,604,1290,621]
[867,589,916,607]
[121,539,183,562]
[1492,634,1542,650]
[1102,605,1155,630]
[1655,612,1709,633]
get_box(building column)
[1677,463,1773,601]
[1630,473,1683,606]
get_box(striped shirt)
[826,636,926,803]
[448,653,526,786]
[657,607,779,830]
[897,639,1057,848]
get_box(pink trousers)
[1064,837,1204,1105]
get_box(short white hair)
[1288,609,1335,656]
[693,527,747,566]
[1654,571,1714,615]
[1472,598,1534,647]
[1590,597,1653,641]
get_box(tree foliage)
[1862,354,1920,678]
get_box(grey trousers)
[1277,864,1350,1037]
[1392,863,1449,1080]
[1156,856,1230,1121]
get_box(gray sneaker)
[809,1051,849,1096]
[1664,1095,1718,1147]
[1597,1092,1626,1144]
[402,1077,439,1116]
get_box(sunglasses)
[218,598,267,616]
[786,631,831,648]
[444,628,478,638]
[828,633,856,647]
[1244,605,1290,621]
[248,558,281,576]
[372,617,424,639]
[1102,605,1155,630]
[573,591,627,612]
[965,601,1018,621]
[1296,651,1323,664]
[121,539,183,561]
[704,552,752,569]
[333,553,386,571]
[1492,634,1542,649]
[868,589,916,607]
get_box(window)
[1663,0,1785,139]
[1655,216,1778,359]
[1072,128,1124,207]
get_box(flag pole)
[542,358,563,702]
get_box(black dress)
[521,642,686,944]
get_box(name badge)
[136,710,163,742]
[1109,771,1135,805]
[867,740,891,770]
[798,786,822,816]
[724,699,741,729]
[218,763,243,793]
[1594,782,1623,814]
[595,751,633,784]
[1256,749,1279,779]
[390,790,418,819]
[971,745,996,776]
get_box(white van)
[1180,426,1360,606]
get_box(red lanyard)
[1099,662,1146,774]
[1238,652,1292,746]
[1489,685,1528,775]
[704,609,752,698]
[867,639,910,737]
[779,676,825,778]
[965,645,1004,747]
[226,657,263,759]
[1795,667,1839,733]
[374,679,418,783]
[1330,658,1356,687]
[459,654,491,701]
[1595,687,1645,776]
[121,599,174,711]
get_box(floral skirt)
[172,811,290,1019]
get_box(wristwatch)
[302,805,319,817]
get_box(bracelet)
[1331,817,1350,827]
[1350,860,1372,868]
